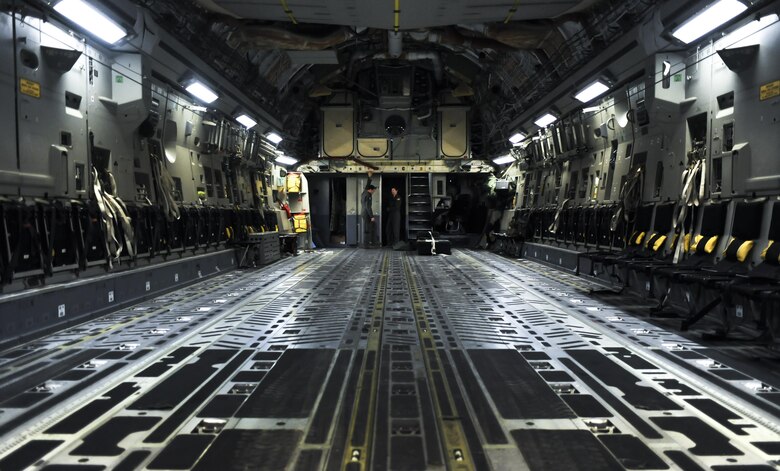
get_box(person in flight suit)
[386,186,402,246]
[361,172,377,248]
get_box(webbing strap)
[92,168,120,266]
[4,203,27,281]
[92,168,137,265]
[108,172,135,257]
[610,167,642,233]
[671,157,706,263]
[548,198,570,234]
[46,203,58,274]
[151,153,181,222]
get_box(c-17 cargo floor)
[1,249,779,471]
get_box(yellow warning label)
[760,80,780,101]
[20,78,40,98]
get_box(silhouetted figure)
[361,174,377,248]
[386,187,402,245]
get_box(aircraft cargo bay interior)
[1,0,780,470]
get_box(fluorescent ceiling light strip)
[41,22,81,49]
[185,81,219,104]
[275,155,298,165]
[266,132,283,144]
[534,113,557,127]
[582,106,601,113]
[509,132,526,145]
[492,155,515,165]
[54,0,126,44]
[574,80,610,103]
[672,0,748,44]
[719,13,779,47]
[236,114,257,128]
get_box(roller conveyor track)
[1,249,779,470]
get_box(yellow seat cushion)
[644,232,657,248]
[724,237,755,263]
[762,240,774,260]
[703,235,719,254]
[737,240,754,262]
[689,234,704,253]
[652,235,667,251]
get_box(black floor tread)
[236,349,335,418]
[192,430,301,471]
[511,429,624,471]
[468,349,574,419]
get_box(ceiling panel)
[211,0,585,28]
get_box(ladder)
[407,173,433,240]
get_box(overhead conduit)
[226,24,354,50]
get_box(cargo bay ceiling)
[135,0,657,160]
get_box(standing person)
[386,187,402,246]
[361,172,377,248]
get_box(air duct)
[408,28,514,52]
[227,25,354,50]
[371,51,444,84]
[459,21,565,58]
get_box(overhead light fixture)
[719,13,779,47]
[236,114,257,129]
[41,21,81,50]
[185,81,218,104]
[190,105,207,112]
[508,132,526,146]
[582,106,601,113]
[54,0,127,45]
[534,113,557,128]
[266,132,283,145]
[275,155,298,166]
[574,80,610,103]
[492,154,515,165]
[672,0,748,44]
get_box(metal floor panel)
[0,249,779,470]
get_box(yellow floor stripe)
[342,253,388,470]
[404,256,475,470]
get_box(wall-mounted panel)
[357,138,388,157]
[88,50,141,201]
[16,18,87,198]
[322,107,354,158]
[439,107,468,158]
[0,13,18,196]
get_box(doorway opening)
[307,175,347,248]
[329,177,347,246]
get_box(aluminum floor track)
[1,249,779,470]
